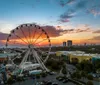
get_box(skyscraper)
[84,43,86,46]
[67,40,72,46]
[63,42,66,46]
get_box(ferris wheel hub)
[28,44,33,48]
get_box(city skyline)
[0,0,100,46]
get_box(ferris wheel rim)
[5,23,51,63]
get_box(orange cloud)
[0,24,99,46]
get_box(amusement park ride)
[5,23,51,76]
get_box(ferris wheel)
[5,23,51,72]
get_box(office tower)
[63,42,66,46]
[67,40,72,46]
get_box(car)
[48,71,56,75]
[36,82,44,85]
[57,77,64,81]
[42,80,48,84]
[39,82,44,85]
[62,79,69,83]
[52,82,58,85]
[46,81,52,85]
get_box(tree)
[16,76,23,85]
[36,74,40,79]
[41,72,47,78]
[97,68,100,73]
[86,81,94,85]
[76,64,82,70]
[71,58,79,64]
[51,62,60,70]
[7,77,14,85]
[87,74,93,80]
[95,60,100,70]
[76,60,93,73]
[62,64,67,76]
[71,71,81,80]
[71,72,76,79]
[45,59,53,66]
[76,72,81,79]
[62,67,67,75]
[81,71,86,77]
[81,71,87,81]
[71,74,75,79]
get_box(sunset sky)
[0,0,100,46]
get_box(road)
[13,74,76,85]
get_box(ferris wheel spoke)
[28,26,31,44]
[13,33,28,44]
[34,45,48,56]
[31,25,38,44]
[30,27,34,44]
[34,50,44,62]
[32,31,43,45]
[34,38,48,45]
[34,47,43,54]
[20,27,30,44]
[30,27,33,44]
[34,44,43,53]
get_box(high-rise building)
[63,42,66,46]
[67,40,72,46]
[84,43,86,46]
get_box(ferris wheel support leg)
[19,50,30,75]
[32,49,44,70]
[43,48,51,63]
[19,50,30,67]
[32,49,49,72]
[36,54,49,72]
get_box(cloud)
[60,11,74,19]
[0,24,92,41]
[57,0,76,7]
[75,0,87,9]
[42,26,61,37]
[87,9,100,16]
[57,0,100,23]
[75,28,91,33]
[58,19,70,23]
[0,22,15,33]
[86,1,100,16]
[58,9,75,23]
[0,32,9,40]
[45,24,92,35]
[43,24,92,36]
[60,28,91,34]
[67,0,75,5]
[90,36,100,40]
[58,0,89,23]
[59,0,65,7]
[93,30,100,33]
[57,0,88,8]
